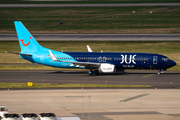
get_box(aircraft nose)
[169,60,176,67]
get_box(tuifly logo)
[20,39,30,46]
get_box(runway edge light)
[27,82,33,86]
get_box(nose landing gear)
[158,69,166,75]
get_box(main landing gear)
[89,69,99,75]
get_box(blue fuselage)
[20,51,176,70]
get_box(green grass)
[0,83,153,89]
[0,41,180,64]
[0,65,79,70]
[0,65,180,71]
[0,0,179,4]
[166,66,180,71]
[0,41,180,70]
[0,6,180,33]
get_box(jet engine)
[98,63,116,73]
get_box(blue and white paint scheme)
[13,21,176,75]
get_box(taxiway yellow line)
[143,72,164,78]
[143,74,156,78]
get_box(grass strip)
[0,65,75,70]
[1,41,180,65]
[0,0,179,4]
[1,6,180,34]
[0,65,180,71]
[0,83,153,89]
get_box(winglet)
[49,50,59,61]
[87,45,93,52]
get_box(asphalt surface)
[0,70,180,88]
[1,34,180,41]
[1,3,180,7]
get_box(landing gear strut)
[89,68,93,75]
[158,69,166,75]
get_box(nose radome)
[170,60,176,67]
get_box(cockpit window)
[162,57,169,61]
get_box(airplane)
[12,21,176,75]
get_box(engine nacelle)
[98,63,116,73]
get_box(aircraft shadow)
[47,71,88,74]
[46,71,180,76]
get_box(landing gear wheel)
[158,70,161,75]
[94,70,99,75]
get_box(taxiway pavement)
[0,70,180,88]
[1,3,180,7]
[0,34,180,41]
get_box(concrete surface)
[0,89,180,120]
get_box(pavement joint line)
[66,96,91,98]
[120,93,150,102]
[143,74,156,78]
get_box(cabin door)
[40,55,44,63]
[153,56,158,64]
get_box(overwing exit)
[12,21,176,75]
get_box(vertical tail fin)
[14,21,41,53]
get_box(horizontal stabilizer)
[5,51,32,56]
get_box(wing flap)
[71,61,100,68]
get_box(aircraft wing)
[70,61,100,68]
[49,50,100,68]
